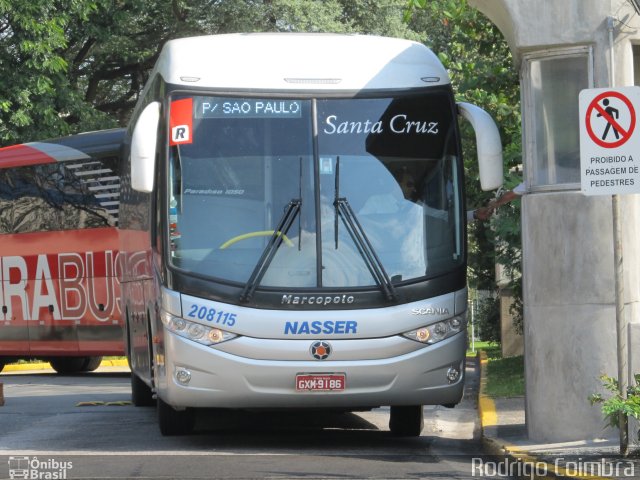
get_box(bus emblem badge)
[310,341,332,360]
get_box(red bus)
[0,129,125,374]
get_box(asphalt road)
[0,359,508,479]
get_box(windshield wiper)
[240,158,303,303]
[333,158,398,303]
[239,198,301,303]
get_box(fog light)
[447,367,460,383]
[175,368,192,385]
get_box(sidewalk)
[477,351,639,479]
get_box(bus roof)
[0,128,124,169]
[154,33,450,92]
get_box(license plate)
[295,373,346,391]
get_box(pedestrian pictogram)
[579,86,640,196]
[584,91,636,149]
[598,99,620,140]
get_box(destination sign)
[195,97,302,119]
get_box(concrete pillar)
[470,0,640,443]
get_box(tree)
[0,0,211,142]
[0,1,105,143]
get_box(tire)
[157,397,195,436]
[49,357,88,374]
[389,405,424,437]
[81,356,103,372]
[131,372,155,407]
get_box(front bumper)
[155,330,466,409]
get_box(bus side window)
[0,158,120,234]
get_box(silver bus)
[119,33,503,436]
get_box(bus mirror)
[131,102,161,193]
[457,102,503,191]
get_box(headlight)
[161,311,237,345]
[402,314,466,345]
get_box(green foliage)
[491,171,524,332]
[475,295,500,343]
[338,0,419,39]
[486,354,524,398]
[590,374,640,437]
[0,1,147,143]
[479,343,525,399]
[478,342,501,360]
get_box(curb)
[2,359,129,372]
[478,350,514,459]
[478,353,553,478]
[477,350,608,480]
[478,350,511,458]
[477,350,557,479]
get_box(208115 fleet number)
[187,304,237,326]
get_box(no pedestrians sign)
[580,86,640,195]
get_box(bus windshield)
[167,93,463,289]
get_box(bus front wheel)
[157,398,195,436]
[389,405,424,437]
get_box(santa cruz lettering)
[323,114,439,135]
